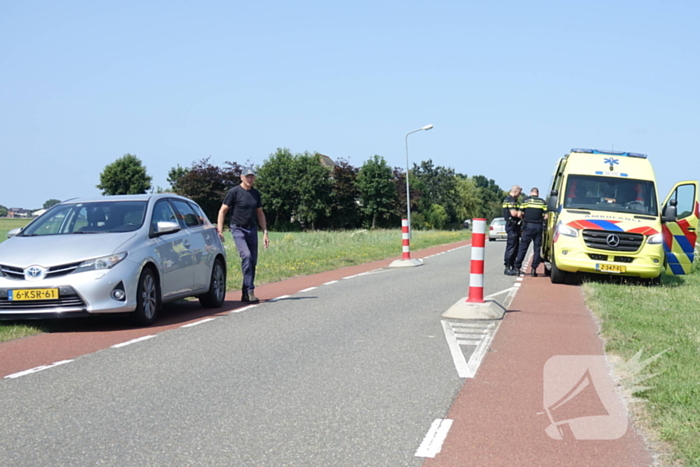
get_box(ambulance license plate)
[596,264,626,274]
[8,288,59,301]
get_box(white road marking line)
[323,280,338,285]
[467,325,498,377]
[111,335,156,349]
[299,287,317,292]
[5,360,74,379]
[484,287,515,300]
[181,318,216,328]
[516,277,524,282]
[513,282,522,287]
[343,274,361,280]
[230,304,258,313]
[415,418,453,458]
[269,295,290,302]
[441,320,472,378]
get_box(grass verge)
[582,263,700,467]
[0,228,470,343]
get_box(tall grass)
[583,262,700,466]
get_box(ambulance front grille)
[582,230,643,252]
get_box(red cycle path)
[425,269,653,466]
[0,241,469,378]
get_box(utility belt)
[523,219,544,224]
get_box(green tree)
[412,159,460,223]
[293,152,333,230]
[175,157,242,223]
[0,205,7,217]
[256,148,298,230]
[455,175,480,222]
[43,199,61,209]
[325,159,360,229]
[97,153,153,195]
[472,175,505,219]
[357,155,396,229]
[167,164,190,193]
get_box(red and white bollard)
[441,217,504,320]
[402,219,411,260]
[466,218,487,303]
[389,219,423,268]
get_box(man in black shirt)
[217,167,270,303]
[514,187,548,277]
[502,185,523,276]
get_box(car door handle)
[183,241,191,248]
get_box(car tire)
[550,255,567,284]
[199,258,226,308]
[131,268,160,326]
[543,262,552,277]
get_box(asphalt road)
[0,240,516,466]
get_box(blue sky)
[1,0,698,210]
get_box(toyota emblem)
[606,234,620,247]
[24,265,46,281]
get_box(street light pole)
[404,124,433,235]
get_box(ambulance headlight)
[559,225,579,237]
[647,234,663,244]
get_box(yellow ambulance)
[541,148,698,284]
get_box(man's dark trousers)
[232,225,258,295]
[504,223,521,268]
[515,222,543,270]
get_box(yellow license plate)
[596,264,626,274]
[9,288,59,301]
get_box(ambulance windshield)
[563,175,658,216]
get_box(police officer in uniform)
[502,185,523,276]
[514,187,548,276]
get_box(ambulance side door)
[542,157,566,262]
[661,181,699,275]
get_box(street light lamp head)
[422,124,434,131]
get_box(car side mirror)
[547,190,559,212]
[6,227,22,239]
[661,199,677,223]
[154,221,181,236]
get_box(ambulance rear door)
[661,181,699,275]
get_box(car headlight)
[647,233,663,244]
[558,225,579,237]
[75,252,128,273]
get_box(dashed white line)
[415,418,453,458]
[299,287,317,292]
[4,360,74,379]
[230,304,258,313]
[269,295,290,302]
[110,335,156,349]
[323,280,338,285]
[180,318,216,328]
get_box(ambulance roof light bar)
[570,148,647,159]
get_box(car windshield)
[20,201,147,236]
[563,175,658,216]
[492,219,506,226]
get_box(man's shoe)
[505,267,517,276]
[241,293,249,302]
[531,268,538,277]
[246,292,260,303]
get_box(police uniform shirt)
[520,196,546,224]
[502,195,521,221]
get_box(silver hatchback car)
[488,217,507,241]
[0,194,227,325]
